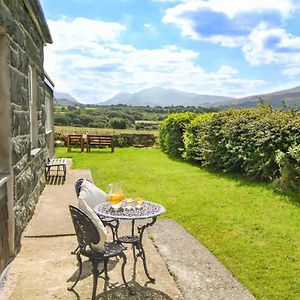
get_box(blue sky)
[41,0,300,104]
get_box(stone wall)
[0,0,49,249]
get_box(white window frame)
[45,96,52,133]
[28,65,38,149]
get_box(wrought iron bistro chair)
[68,206,133,298]
[74,178,119,241]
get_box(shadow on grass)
[167,154,300,207]
[57,146,114,156]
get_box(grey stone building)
[0,0,53,273]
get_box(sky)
[40,0,300,104]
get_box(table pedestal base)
[117,217,157,282]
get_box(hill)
[225,86,300,109]
[99,87,234,107]
[55,85,300,109]
[54,92,81,106]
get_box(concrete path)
[0,159,255,300]
[150,219,256,300]
[0,160,182,300]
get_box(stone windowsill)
[31,148,42,157]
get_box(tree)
[110,117,127,129]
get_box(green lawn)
[56,147,300,300]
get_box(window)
[44,73,54,134]
[28,65,38,149]
[45,95,52,133]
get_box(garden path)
[0,160,182,299]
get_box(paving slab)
[0,160,182,300]
[150,219,256,300]
[0,233,182,300]
[24,160,92,237]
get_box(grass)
[56,147,300,300]
[55,125,158,136]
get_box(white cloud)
[243,24,300,65]
[47,18,125,51]
[144,23,156,31]
[45,17,266,103]
[152,0,184,2]
[163,0,294,24]
[163,0,295,43]
[282,67,300,77]
[161,0,300,73]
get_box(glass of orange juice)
[135,197,143,208]
[109,193,125,204]
[108,183,125,208]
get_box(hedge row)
[158,112,197,157]
[55,133,156,148]
[159,107,300,192]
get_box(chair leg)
[132,244,137,262]
[119,252,135,295]
[68,252,82,291]
[71,245,79,255]
[104,259,109,280]
[45,167,49,181]
[91,259,100,300]
[63,164,66,179]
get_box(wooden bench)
[133,134,156,148]
[86,134,114,152]
[67,134,84,152]
[46,158,67,179]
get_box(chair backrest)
[74,178,95,198]
[74,178,108,209]
[74,178,85,197]
[69,205,100,251]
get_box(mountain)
[103,92,134,105]
[100,87,234,107]
[54,92,81,106]
[56,85,300,109]
[189,94,235,107]
[223,86,300,109]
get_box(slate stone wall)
[0,0,47,249]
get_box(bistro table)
[94,200,165,282]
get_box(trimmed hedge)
[275,144,300,193]
[158,112,197,157]
[159,107,300,192]
[183,113,214,161]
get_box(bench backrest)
[68,134,83,145]
[87,135,113,145]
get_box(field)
[55,125,158,136]
[56,147,300,300]
[54,104,214,131]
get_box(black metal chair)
[68,205,133,299]
[74,178,119,241]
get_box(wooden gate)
[0,182,9,273]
